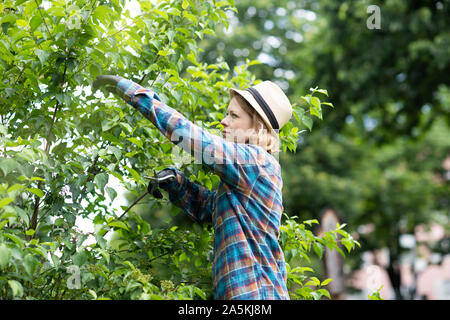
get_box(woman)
[93,75,293,300]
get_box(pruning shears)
[117,169,176,220]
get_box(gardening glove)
[92,75,124,97]
[92,75,162,108]
[147,168,177,199]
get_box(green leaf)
[94,5,112,23]
[304,219,319,226]
[310,291,322,300]
[98,248,110,264]
[194,287,206,300]
[0,220,8,230]
[335,246,346,257]
[30,177,45,182]
[108,221,129,230]
[311,96,321,109]
[16,19,28,27]
[1,22,10,35]
[167,8,181,16]
[105,186,117,202]
[94,173,109,191]
[72,250,88,266]
[124,166,142,184]
[0,158,17,176]
[305,276,321,287]
[302,115,313,131]
[341,238,354,253]
[120,122,133,133]
[301,95,311,105]
[321,102,334,108]
[310,106,322,120]
[0,197,14,209]
[313,242,324,259]
[297,286,312,298]
[8,280,24,298]
[88,289,98,299]
[204,177,212,190]
[321,278,333,286]
[95,234,107,250]
[24,254,38,277]
[216,1,231,8]
[108,146,122,161]
[291,266,313,274]
[310,87,328,96]
[183,11,197,24]
[35,49,51,65]
[89,63,102,78]
[101,119,115,132]
[368,286,384,300]
[27,188,44,198]
[30,15,43,31]
[0,244,12,268]
[293,107,304,125]
[337,223,347,230]
[122,260,135,270]
[127,137,143,149]
[210,174,220,189]
[4,234,24,247]
[317,288,331,299]
[154,9,169,21]
[15,0,29,5]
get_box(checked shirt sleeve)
[116,79,263,191]
[163,167,215,224]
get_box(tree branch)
[34,0,54,40]
[117,191,149,220]
[29,181,43,238]
[29,52,69,237]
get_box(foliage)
[368,286,384,300]
[281,118,450,299]
[282,86,334,152]
[279,215,359,300]
[0,0,355,300]
[304,0,450,141]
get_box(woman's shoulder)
[244,144,281,172]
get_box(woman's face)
[221,96,253,142]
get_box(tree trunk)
[387,247,403,300]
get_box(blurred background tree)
[199,0,450,141]
[197,0,450,299]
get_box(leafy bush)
[0,0,357,299]
[280,215,359,300]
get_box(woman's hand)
[147,168,178,199]
[92,75,123,95]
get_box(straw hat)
[229,81,293,132]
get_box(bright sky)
[124,0,142,18]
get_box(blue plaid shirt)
[117,79,289,300]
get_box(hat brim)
[229,88,276,133]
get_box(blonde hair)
[233,93,280,155]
